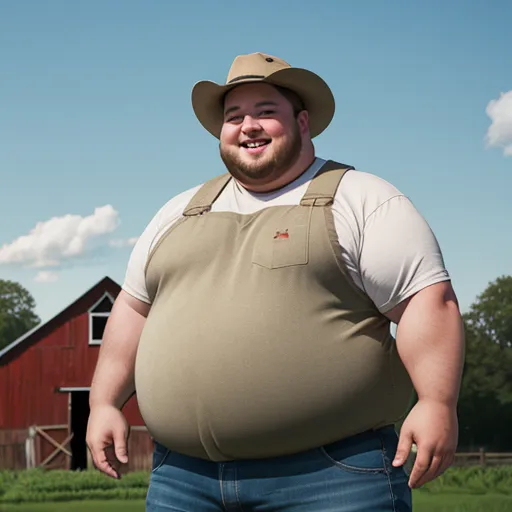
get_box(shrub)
[0,469,149,504]
[0,470,19,498]
[421,466,512,495]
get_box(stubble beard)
[220,123,302,184]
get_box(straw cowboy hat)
[191,52,335,139]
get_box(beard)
[219,123,302,184]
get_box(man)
[87,53,465,511]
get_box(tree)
[457,275,512,451]
[0,279,40,351]
[464,275,512,349]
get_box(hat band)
[227,74,265,84]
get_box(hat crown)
[226,53,291,85]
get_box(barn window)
[88,293,114,345]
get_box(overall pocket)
[252,207,312,269]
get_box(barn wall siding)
[1,311,145,429]
[0,429,27,470]
[125,428,153,473]
[0,279,148,471]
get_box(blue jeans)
[146,425,412,511]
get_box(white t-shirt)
[123,158,450,314]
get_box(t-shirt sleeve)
[122,210,163,304]
[122,184,203,304]
[359,195,450,313]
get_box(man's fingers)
[91,445,120,479]
[392,429,413,467]
[437,451,455,477]
[414,453,443,488]
[112,427,129,464]
[97,458,120,479]
[412,448,456,488]
[408,446,434,488]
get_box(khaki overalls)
[135,160,413,461]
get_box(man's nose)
[241,115,262,134]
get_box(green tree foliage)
[0,279,40,351]
[464,275,512,350]
[458,275,512,451]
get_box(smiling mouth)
[240,139,271,149]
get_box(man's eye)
[259,110,275,116]
[227,115,243,123]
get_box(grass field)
[1,467,512,511]
[2,494,512,512]
[414,492,512,511]
[0,502,145,512]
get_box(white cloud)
[485,90,512,156]
[109,237,138,248]
[0,205,119,268]
[35,271,59,283]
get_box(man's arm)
[87,290,150,478]
[90,290,150,408]
[385,280,465,488]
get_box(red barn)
[0,277,152,472]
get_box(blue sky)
[1,0,511,324]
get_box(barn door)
[33,425,74,469]
[69,390,90,470]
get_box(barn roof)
[0,276,121,365]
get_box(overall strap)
[183,173,232,216]
[300,160,355,207]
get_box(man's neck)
[240,152,317,194]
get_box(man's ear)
[297,110,310,136]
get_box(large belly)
[134,293,408,461]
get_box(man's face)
[219,83,307,187]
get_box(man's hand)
[392,399,458,488]
[86,404,130,479]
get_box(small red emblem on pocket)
[274,230,289,240]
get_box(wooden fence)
[403,446,512,470]
[2,430,512,471]
[453,449,512,467]
[0,425,153,471]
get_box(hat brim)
[191,68,335,139]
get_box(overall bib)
[135,160,413,462]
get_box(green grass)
[0,470,149,504]
[421,465,512,495]
[0,500,145,512]
[1,467,512,510]
[413,492,512,511]
[2,494,512,512]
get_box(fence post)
[479,447,486,467]
[25,426,36,469]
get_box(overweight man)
[87,52,465,511]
